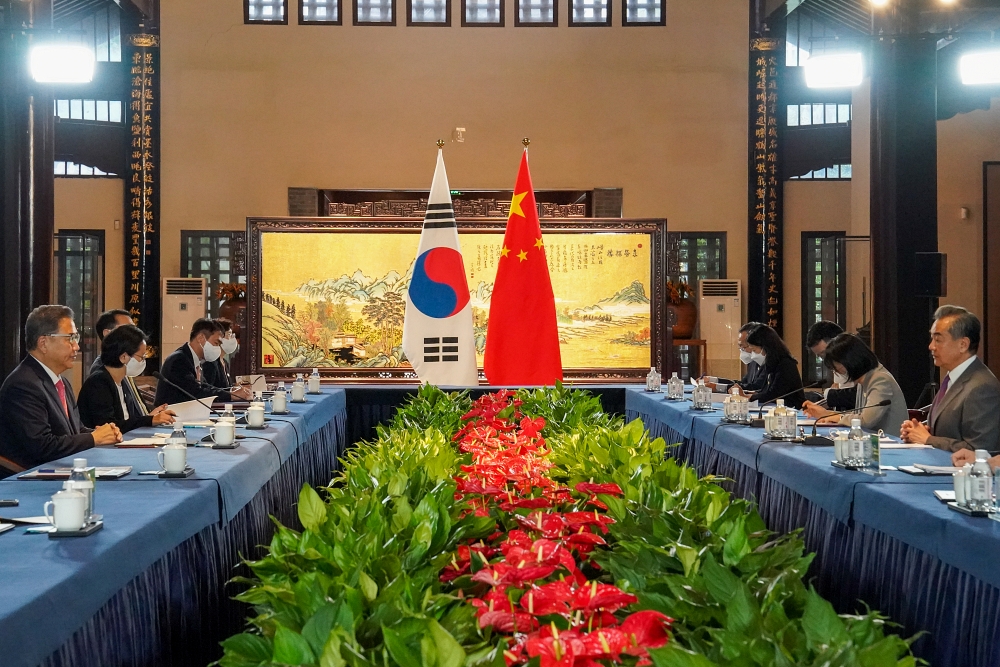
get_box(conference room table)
[626,387,1000,667]
[0,387,347,667]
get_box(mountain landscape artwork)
[259,231,652,370]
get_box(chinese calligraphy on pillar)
[747,37,784,335]
[125,34,161,356]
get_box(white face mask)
[203,340,222,362]
[220,334,238,355]
[125,357,146,377]
[739,350,753,365]
[750,351,766,366]
[833,371,850,385]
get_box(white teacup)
[291,382,305,402]
[272,390,287,413]
[158,443,187,473]
[45,489,87,531]
[834,436,848,462]
[246,405,266,427]
[211,421,235,446]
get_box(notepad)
[898,464,960,476]
[878,442,932,449]
[934,490,957,502]
[0,515,49,525]
[117,437,168,448]
[0,523,13,535]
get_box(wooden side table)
[672,338,707,378]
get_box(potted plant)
[217,282,248,336]
[666,278,696,338]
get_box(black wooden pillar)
[0,0,56,379]
[870,30,938,404]
[747,4,785,335]
[124,32,161,360]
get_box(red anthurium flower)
[520,579,574,616]
[502,530,535,555]
[515,512,567,539]
[500,497,554,511]
[575,482,624,496]
[528,538,564,565]
[565,532,607,548]
[620,610,673,656]
[471,563,511,587]
[519,416,547,439]
[579,610,620,629]
[579,627,629,659]
[507,564,558,586]
[563,512,615,533]
[480,610,540,633]
[526,627,588,667]
[571,582,638,613]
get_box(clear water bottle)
[693,380,709,409]
[277,381,286,392]
[168,424,187,447]
[774,399,790,437]
[646,367,660,392]
[221,404,235,422]
[308,368,321,393]
[848,418,865,466]
[69,458,94,523]
[738,393,749,421]
[968,450,994,512]
[667,372,684,400]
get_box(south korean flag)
[402,149,478,387]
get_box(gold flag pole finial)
[522,137,531,148]
[436,139,445,148]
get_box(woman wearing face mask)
[745,325,806,408]
[78,325,176,432]
[203,317,237,389]
[811,333,909,435]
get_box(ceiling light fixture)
[961,50,1000,85]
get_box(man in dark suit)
[802,320,858,416]
[203,317,235,389]
[0,305,122,477]
[708,322,766,392]
[902,306,1000,453]
[154,318,252,406]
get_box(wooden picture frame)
[245,216,668,384]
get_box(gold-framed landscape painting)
[245,217,667,383]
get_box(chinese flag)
[484,150,563,386]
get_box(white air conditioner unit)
[699,279,742,381]
[161,278,206,355]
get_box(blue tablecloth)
[0,387,347,667]
[625,387,1000,667]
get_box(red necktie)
[55,379,69,418]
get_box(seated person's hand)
[802,400,833,419]
[92,423,121,445]
[900,418,931,445]
[233,386,252,401]
[816,415,841,425]
[951,449,976,467]
[152,409,176,426]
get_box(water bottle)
[646,367,659,392]
[68,458,94,523]
[968,450,994,512]
[168,424,187,447]
[220,404,235,422]
[308,368,321,393]
[667,372,683,400]
[774,399,790,437]
[738,393,749,421]
[694,380,710,409]
[848,419,865,466]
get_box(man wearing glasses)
[0,305,121,477]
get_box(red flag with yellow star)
[483,149,563,385]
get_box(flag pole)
[522,137,530,148]
[437,139,444,148]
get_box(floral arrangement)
[217,282,247,301]
[664,280,692,306]
[217,385,915,667]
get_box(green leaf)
[359,570,379,602]
[722,517,750,566]
[302,603,337,656]
[676,544,700,578]
[725,581,759,634]
[857,636,907,667]
[428,619,465,667]
[221,633,272,662]
[319,633,346,667]
[649,644,719,667]
[701,553,739,604]
[272,626,316,665]
[387,471,408,497]
[802,587,849,649]
[383,625,421,667]
[298,484,326,533]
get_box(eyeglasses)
[47,333,81,344]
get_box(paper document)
[0,515,49,525]
[914,464,961,474]
[168,397,215,422]
[117,437,168,448]
[934,490,956,502]
[878,442,932,449]
[0,523,13,535]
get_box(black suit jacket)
[0,355,94,474]
[202,358,230,390]
[753,354,805,409]
[826,385,858,411]
[154,344,233,406]
[78,367,154,433]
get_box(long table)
[626,388,1000,667]
[0,388,347,667]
